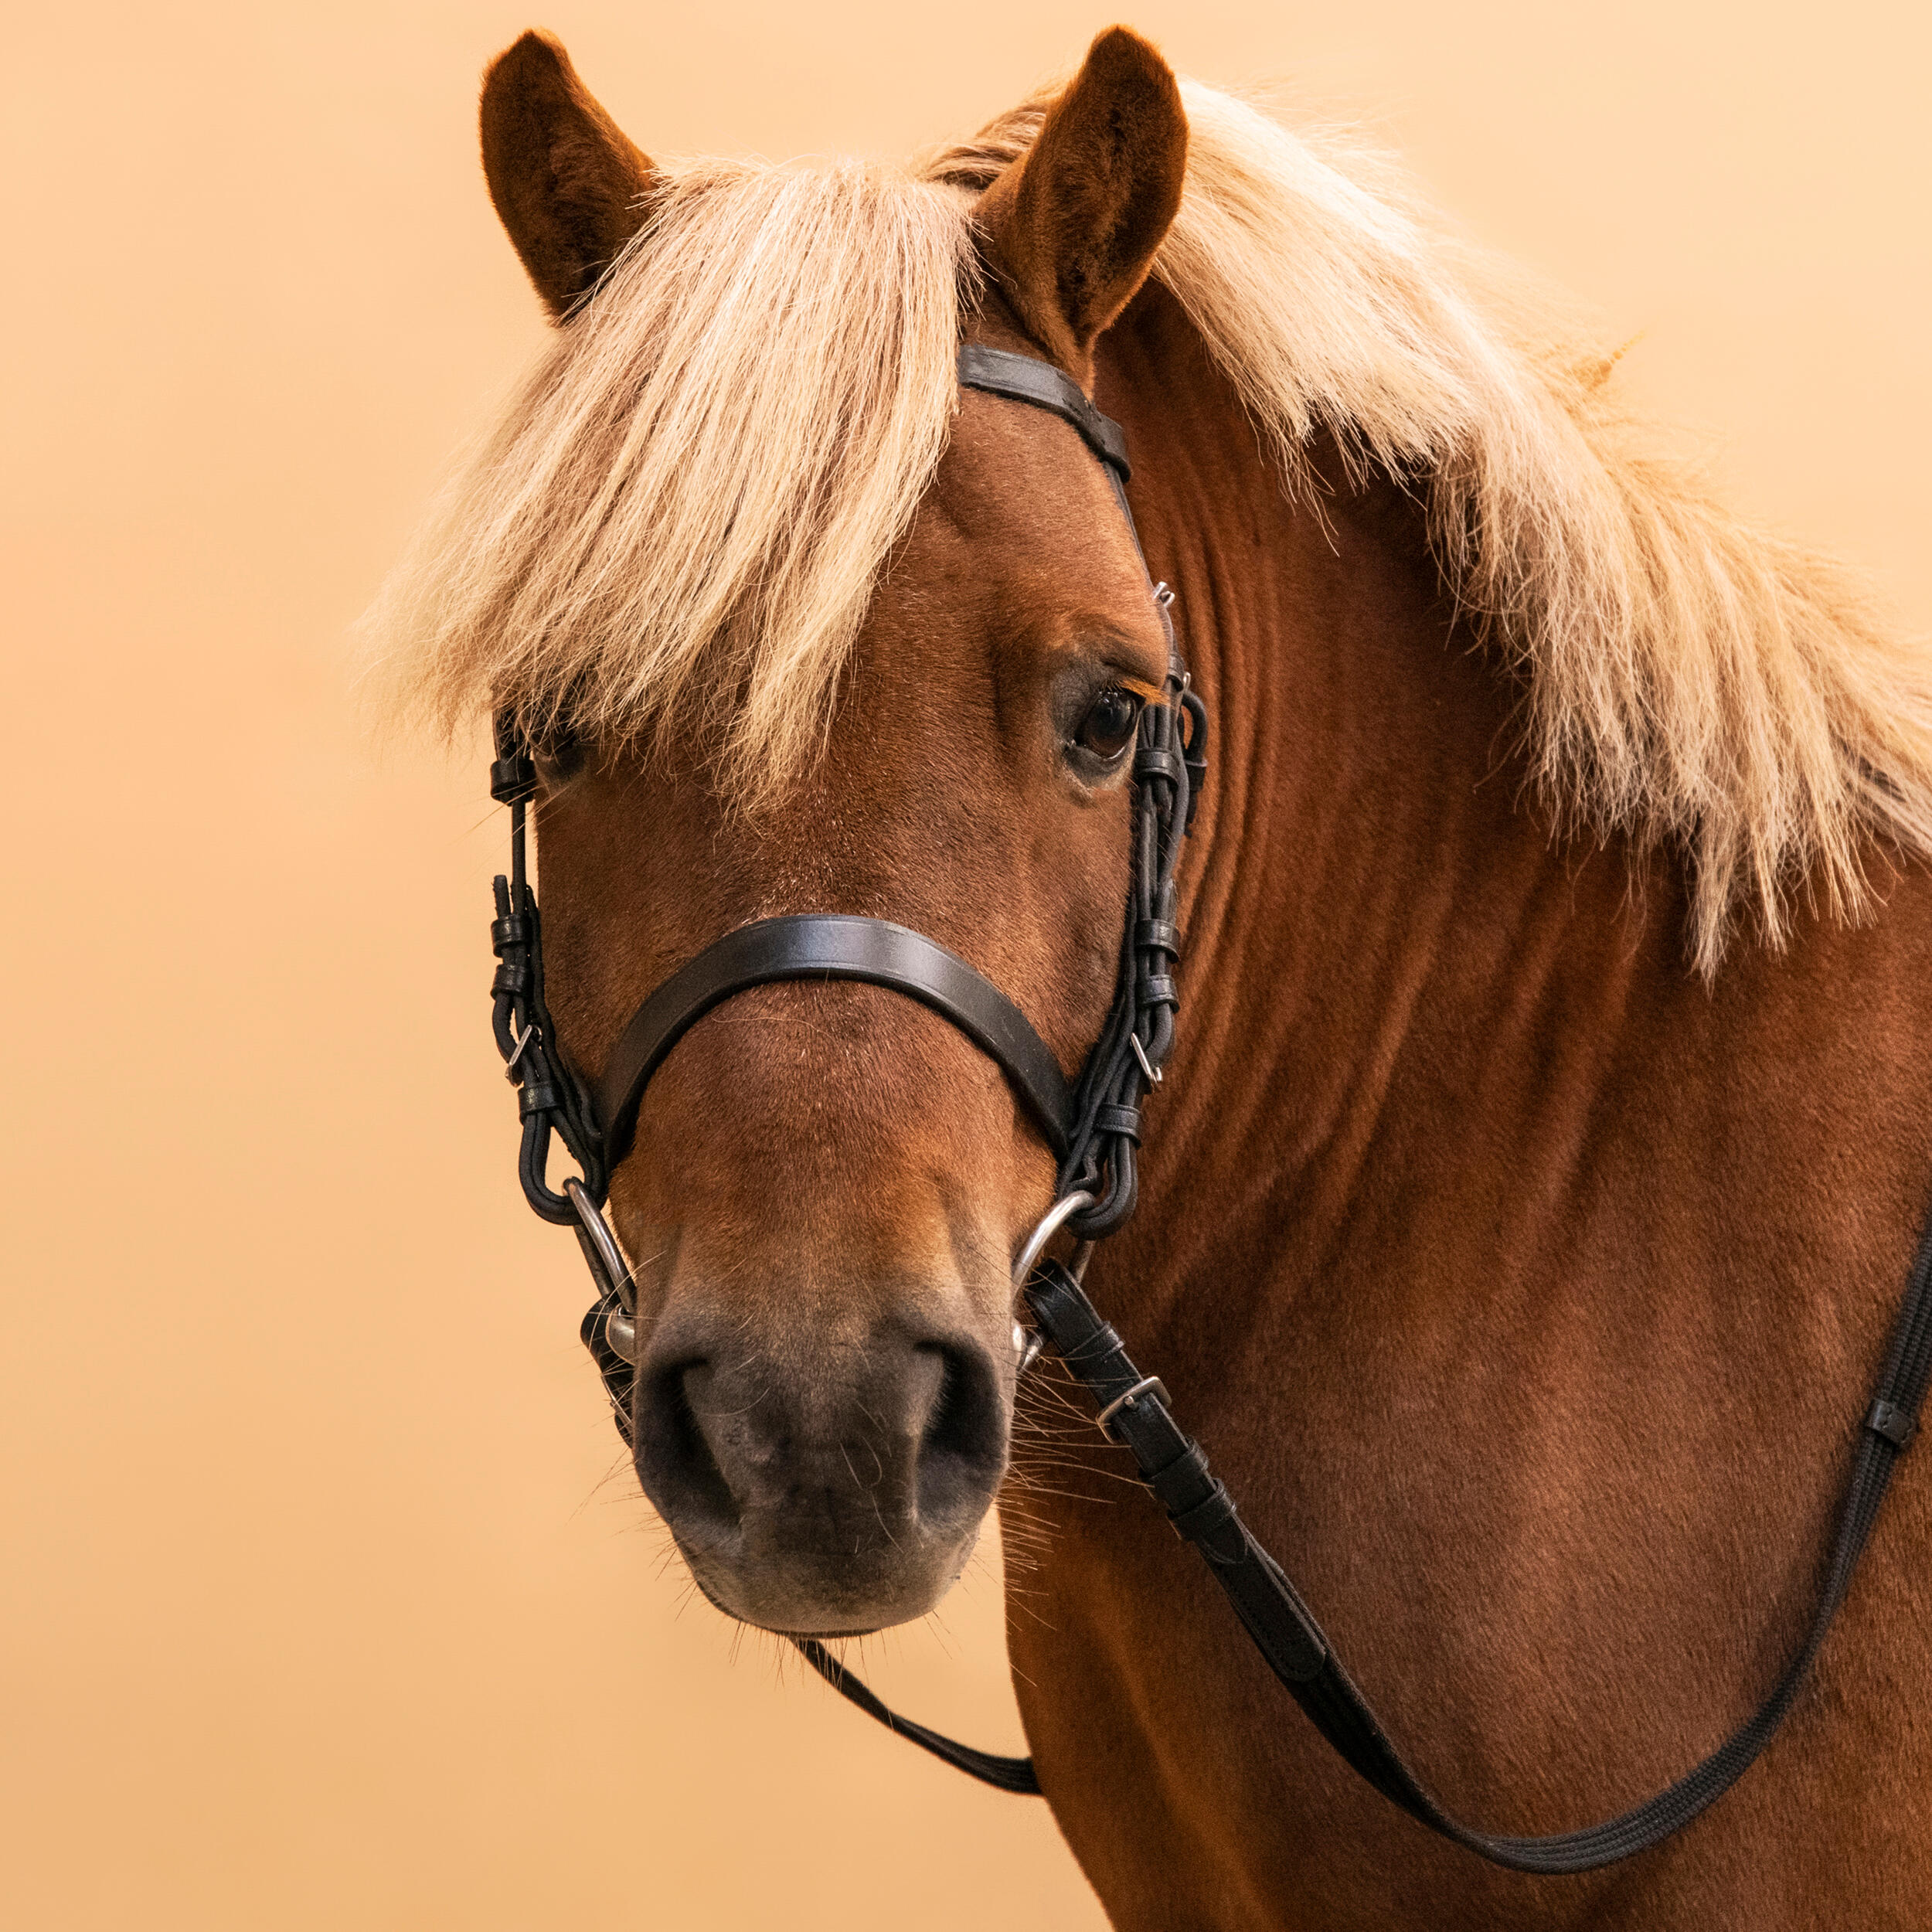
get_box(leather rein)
[482,342,1930,1872]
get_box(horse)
[362,25,1932,1928]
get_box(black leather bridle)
[481,342,1930,1869]
[488,342,1204,1256]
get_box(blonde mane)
[362,80,1932,971]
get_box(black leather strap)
[791,1638,1041,1794]
[592,915,1073,1168]
[957,342,1183,708]
[490,723,610,1223]
[957,343,1131,482]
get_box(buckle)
[1095,1376,1170,1437]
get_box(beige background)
[5,3,1927,1927]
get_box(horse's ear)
[975,27,1186,379]
[479,30,659,320]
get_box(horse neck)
[1094,284,1677,1330]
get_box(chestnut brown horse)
[366,25,1932,1929]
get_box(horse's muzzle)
[631,1295,1011,1634]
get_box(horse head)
[469,28,1189,1636]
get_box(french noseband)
[481,342,1930,1867]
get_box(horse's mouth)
[677,1547,886,1639]
[669,1507,982,1639]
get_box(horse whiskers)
[1014,1376,1111,1426]
[992,1520,1057,1549]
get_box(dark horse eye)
[1073,686,1143,762]
[534,719,586,781]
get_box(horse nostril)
[636,1355,740,1532]
[916,1341,1006,1524]
[628,1308,1012,1637]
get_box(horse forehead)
[873,385,1165,706]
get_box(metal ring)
[1011,1189,1097,1288]
[565,1178,635,1316]
[602,1306,638,1365]
[1094,1376,1168,1436]
[1012,1320,1046,1379]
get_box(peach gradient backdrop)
[5,5,1927,1927]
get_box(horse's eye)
[535,722,586,783]
[1073,686,1143,762]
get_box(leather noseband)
[592,914,1073,1167]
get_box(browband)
[594,916,1073,1167]
[956,343,1131,483]
[958,343,1179,689]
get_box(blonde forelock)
[359,158,976,800]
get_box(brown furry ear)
[975,27,1187,379]
[480,30,659,319]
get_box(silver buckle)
[1095,1376,1169,1437]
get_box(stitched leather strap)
[592,915,1073,1168]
